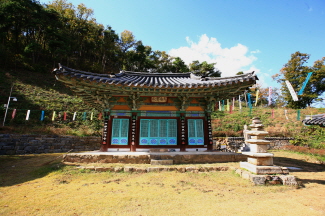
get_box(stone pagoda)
[240,117,288,174]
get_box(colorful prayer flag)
[268,87,272,106]
[52,111,56,121]
[285,80,299,101]
[98,112,102,120]
[90,112,93,120]
[271,109,274,118]
[73,112,76,121]
[284,109,289,120]
[83,112,87,120]
[298,72,313,95]
[247,93,252,108]
[63,112,67,121]
[26,110,30,120]
[12,109,16,119]
[40,111,45,121]
[255,90,259,106]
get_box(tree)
[273,51,325,108]
[189,60,221,77]
[236,71,244,75]
[172,57,188,73]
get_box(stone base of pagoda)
[240,162,289,175]
[242,152,274,166]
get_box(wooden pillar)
[180,113,186,152]
[130,112,137,152]
[206,113,213,151]
[100,112,109,152]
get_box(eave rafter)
[53,65,258,110]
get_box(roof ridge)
[122,71,192,77]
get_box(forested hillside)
[0,0,220,75]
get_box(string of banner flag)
[9,109,105,121]
[7,99,305,122]
[6,72,315,122]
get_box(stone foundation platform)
[240,162,289,175]
[63,151,248,164]
[235,168,299,186]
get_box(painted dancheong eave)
[53,64,258,110]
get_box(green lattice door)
[188,119,204,145]
[111,118,129,145]
[140,119,177,145]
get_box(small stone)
[124,167,134,172]
[250,175,266,185]
[185,167,195,172]
[235,169,242,176]
[241,171,251,180]
[134,168,147,173]
[147,167,160,172]
[177,167,186,173]
[279,175,298,186]
[114,167,123,172]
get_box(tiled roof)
[302,114,325,127]
[53,64,258,89]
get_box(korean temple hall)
[53,64,258,152]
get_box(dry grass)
[1,151,325,216]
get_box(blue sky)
[41,0,325,90]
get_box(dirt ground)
[0,150,324,216]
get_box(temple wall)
[0,134,100,155]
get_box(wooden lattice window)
[188,119,204,145]
[140,119,177,145]
[111,118,129,145]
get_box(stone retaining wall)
[0,134,100,155]
[225,137,294,150]
[0,134,294,155]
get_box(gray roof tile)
[302,114,325,127]
[53,64,258,89]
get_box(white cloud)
[251,49,261,54]
[168,34,260,77]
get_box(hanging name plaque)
[151,97,167,103]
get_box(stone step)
[150,159,173,165]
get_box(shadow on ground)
[274,156,325,172]
[0,154,66,187]
[274,156,325,186]
[300,179,325,185]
